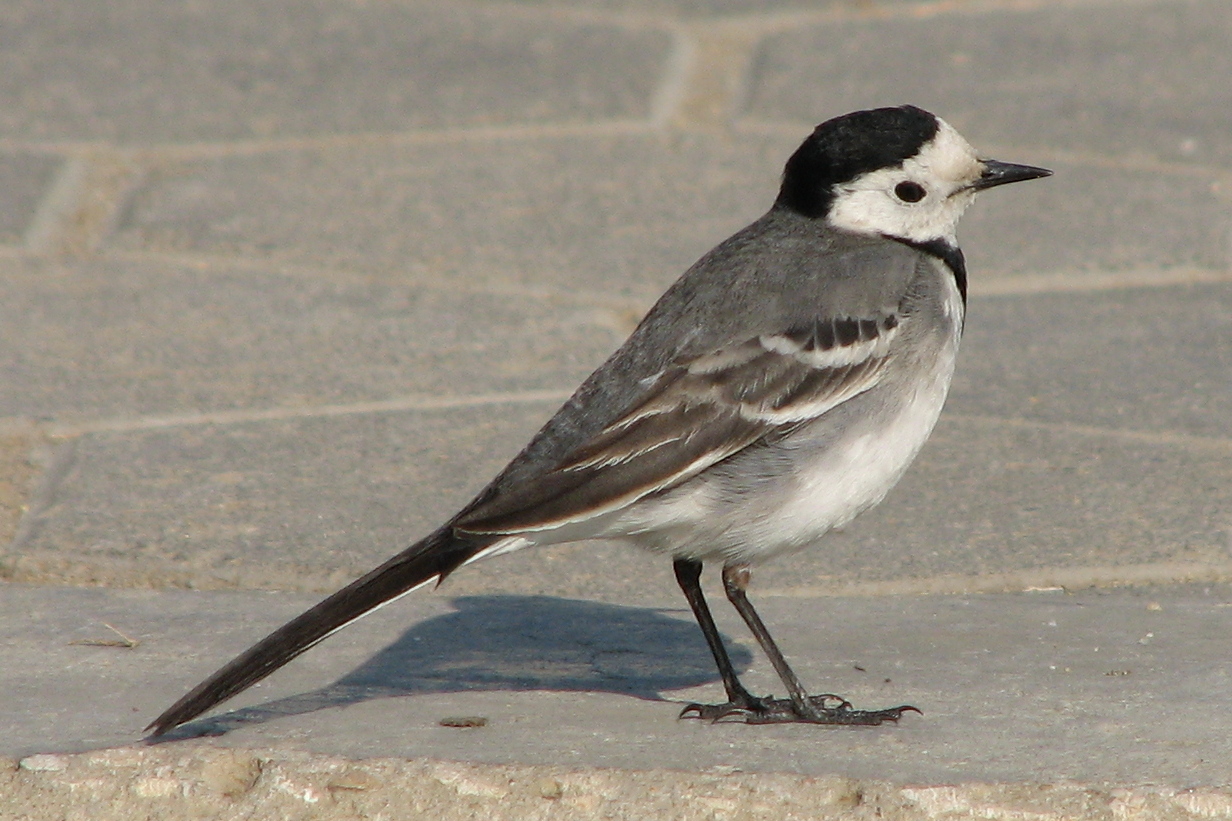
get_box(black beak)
[973,159,1052,191]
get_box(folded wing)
[456,313,900,535]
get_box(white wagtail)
[148,105,1050,736]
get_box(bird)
[147,105,1050,736]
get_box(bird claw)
[679,693,919,726]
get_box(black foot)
[679,693,919,726]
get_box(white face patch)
[826,118,985,244]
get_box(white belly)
[764,361,954,553]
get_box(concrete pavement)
[2,0,1232,817]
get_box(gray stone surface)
[469,0,936,16]
[0,432,38,548]
[112,134,783,296]
[0,153,61,245]
[0,1,673,143]
[111,140,1232,293]
[778,414,1232,589]
[3,582,1231,786]
[10,407,1232,595]
[0,255,622,422]
[2,0,1231,810]
[955,285,1232,438]
[7,404,558,590]
[958,159,1231,278]
[748,0,1232,167]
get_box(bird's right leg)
[718,562,919,725]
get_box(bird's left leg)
[673,558,769,719]
[719,563,919,725]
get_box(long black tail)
[145,527,487,737]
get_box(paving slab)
[8,275,1232,594]
[0,1,673,144]
[110,135,1231,296]
[746,0,1232,168]
[954,284,1232,438]
[2,0,1231,812]
[0,254,627,424]
[5,403,558,591]
[479,0,937,16]
[775,414,1232,591]
[112,133,783,297]
[2,581,1230,787]
[957,158,1231,278]
[0,152,62,246]
[8,406,1232,594]
[0,432,39,547]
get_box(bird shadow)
[150,594,751,741]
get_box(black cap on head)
[776,105,940,218]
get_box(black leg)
[721,564,816,716]
[672,558,762,713]
[680,560,919,725]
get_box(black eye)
[894,181,927,203]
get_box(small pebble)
[439,715,489,728]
